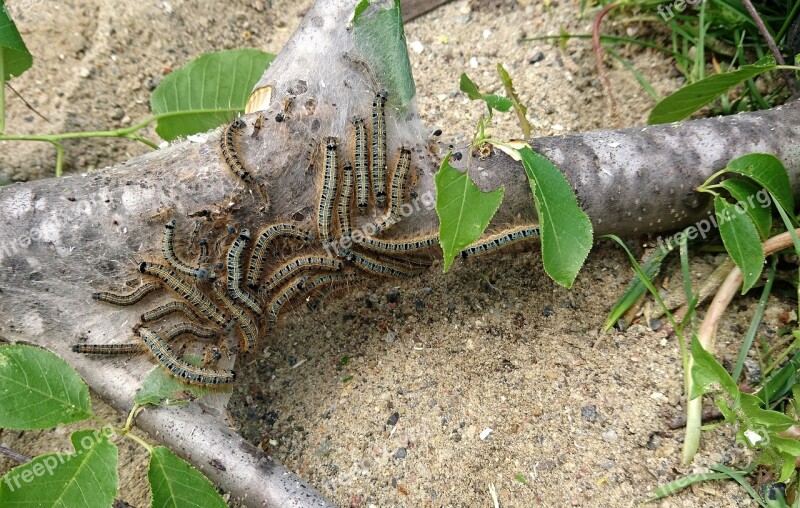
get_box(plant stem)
[592,2,620,127]
[740,0,798,94]
[731,256,777,381]
[682,229,800,464]
[0,54,5,136]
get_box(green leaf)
[718,179,772,240]
[0,4,33,80]
[715,195,765,293]
[519,147,593,288]
[690,334,739,402]
[0,429,118,507]
[459,73,482,100]
[739,392,796,432]
[0,344,92,429]
[435,152,504,271]
[497,64,532,137]
[135,357,230,407]
[648,56,777,124]
[351,0,415,113]
[647,472,738,501]
[148,446,227,508]
[460,73,513,113]
[725,153,794,217]
[755,349,800,404]
[603,241,676,331]
[150,49,274,141]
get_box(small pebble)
[648,318,662,331]
[394,447,407,459]
[409,40,424,54]
[479,428,493,440]
[601,429,618,443]
[529,51,545,64]
[542,305,554,317]
[386,412,400,426]
[581,405,597,422]
[387,288,399,303]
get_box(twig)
[592,3,621,128]
[5,83,51,124]
[740,0,798,94]
[0,444,32,464]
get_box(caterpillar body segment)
[140,301,204,323]
[212,282,259,353]
[261,256,343,294]
[376,147,412,233]
[138,262,228,326]
[352,116,369,212]
[92,282,162,306]
[339,247,419,279]
[221,117,252,183]
[338,162,354,239]
[355,233,439,254]
[226,229,262,315]
[371,90,388,205]
[139,328,235,386]
[318,137,339,244]
[72,343,145,355]
[460,226,541,259]
[246,223,313,288]
[268,276,307,331]
[163,219,206,279]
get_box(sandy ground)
[0,0,792,506]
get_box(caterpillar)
[268,276,307,331]
[303,272,361,310]
[352,116,369,212]
[139,328,235,386]
[139,262,228,326]
[92,282,162,306]
[162,322,217,342]
[460,226,541,259]
[371,89,389,205]
[261,256,343,293]
[226,229,262,315]
[212,281,259,352]
[355,233,439,254]
[339,247,418,279]
[318,137,339,244]
[377,147,412,232]
[246,224,313,288]
[140,301,203,323]
[71,343,145,355]
[163,219,207,279]
[221,117,251,183]
[338,162,354,239]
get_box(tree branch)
[0,0,799,505]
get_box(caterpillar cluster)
[75,91,540,386]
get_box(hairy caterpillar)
[352,116,369,212]
[261,256,343,293]
[139,328,235,386]
[371,89,388,205]
[226,229,262,315]
[92,282,162,306]
[246,224,313,288]
[318,137,339,244]
[460,226,541,259]
[139,262,228,326]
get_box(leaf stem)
[0,54,5,135]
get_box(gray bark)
[1,0,799,505]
